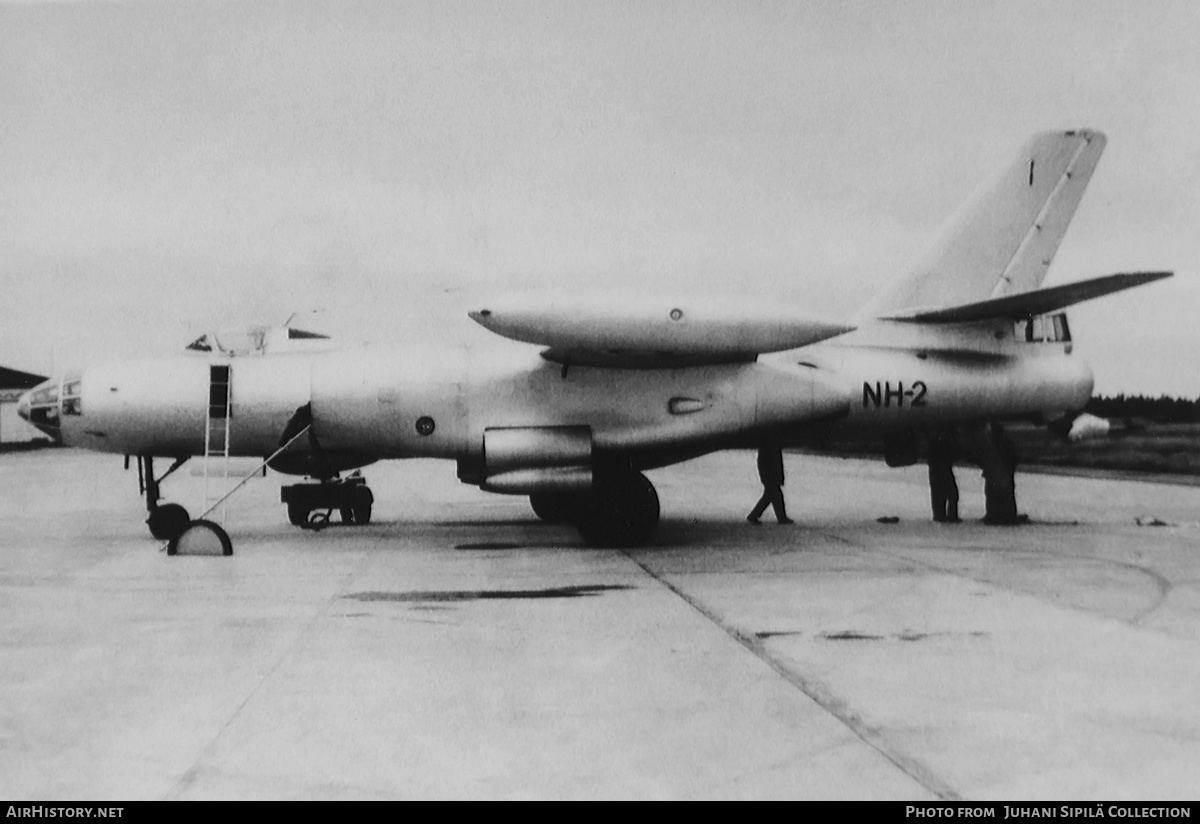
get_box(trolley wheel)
[288,503,308,526]
[167,519,233,557]
[304,510,331,531]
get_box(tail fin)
[859,129,1106,320]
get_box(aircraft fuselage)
[23,320,1092,479]
[34,345,856,467]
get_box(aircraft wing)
[882,271,1172,324]
[469,296,854,368]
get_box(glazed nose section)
[18,378,63,441]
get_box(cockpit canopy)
[18,372,81,436]
[185,326,332,356]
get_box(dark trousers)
[929,464,959,522]
[750,483,787,521]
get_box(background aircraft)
[18,129,1171,551]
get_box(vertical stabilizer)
[859,130,1106,320]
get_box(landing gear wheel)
[167,519,233,557]
[147,503,190,540]
[351,488,373,525]
[305,510,331,531]
[576,471,660,548]
[287,503,308,527]
[529,491,586,524]
[281,479,373,527]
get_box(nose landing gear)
[136,455,191,540]
[147,503,190,540]
[136,419,318,556]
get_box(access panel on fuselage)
[308,347,471,459]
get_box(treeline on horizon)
[1085,393,1200,424]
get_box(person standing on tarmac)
[958,422,1026,525]
[983,423,1022,525]
[748,444,793,525]
[927,429,960,523]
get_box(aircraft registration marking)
[862,380,927,408]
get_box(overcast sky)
[1,0,1197,395]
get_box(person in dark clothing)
[958,422,1025,525]
[748,445,793,525]
[927,429,960,523]
[983,423,1022,524]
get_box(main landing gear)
[530,469,660,548]
[281,473,375,529]
[528,490,586,524]
[136,455,191,540]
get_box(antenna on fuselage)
[282,308,324,328]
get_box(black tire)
[351,488,372,525]
[147,503,190,540]
[576,471,660,548]
[167,519,233,557]
[352,501,372,525]
[529,491,587,523]
[339,507,355,524]
[287,503,308,527]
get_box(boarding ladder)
[203,363,232,524]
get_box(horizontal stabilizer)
[884,271,1172,323]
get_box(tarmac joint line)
[622,548,961,801]
[160,542,382,800]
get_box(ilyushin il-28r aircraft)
[17,129,1171,553]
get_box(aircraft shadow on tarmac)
[385,515,827,549]
[341,584,634,602]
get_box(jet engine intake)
[481,426,592,494]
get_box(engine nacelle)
[481,426,592,494]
